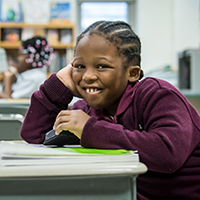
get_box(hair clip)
[30,54,34,58]
[25,58,29,63]
[35,53,40,59]
[36,39,41,45]
[41,40,46,45]
[30,47,36,53]
[32,62,37,67]
[25,58,33,63]
[36,44,40,48]
[38,61,42,67]
[23,49,28,54]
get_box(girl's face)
[72,34,130,116]
[16,52,32,73]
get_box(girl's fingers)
[53,111,71,130]
[54,122,69,135]
[55,110,71,120]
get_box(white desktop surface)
[0,161,147,178]
[0,98,30,105]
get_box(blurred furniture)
[0,48,8,73]
[0,22,75,73]
[178,49,200,94]
[0,98,30,106]
[182,94,200,115]
[0,104,29,140]
[0,22,74,50]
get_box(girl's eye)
[97,65,107,69]
[74,65,85,69]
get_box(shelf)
[0,22,75,51]
[0,41,21,49]
[0,41,74,49]
[0,22,74,29]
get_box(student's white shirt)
[11,68,47,99]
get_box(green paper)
[56,147,134,155]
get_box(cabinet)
[0,22,75,72]
[182,93,200,115]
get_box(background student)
[0,36,53,99]
[20,21,200,200]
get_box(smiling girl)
[21,21,200,200]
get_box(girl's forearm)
[0,91,10,98]
[3,75,13,97]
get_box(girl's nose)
[82,68,97,82]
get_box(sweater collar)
[116,81,138,116]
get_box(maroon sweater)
[21,74,200,200]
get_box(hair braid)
[74,20,144,80]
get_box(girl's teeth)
[86,88,98,93]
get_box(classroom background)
[0,0,199,113]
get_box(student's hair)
[19,36,53,68]
[75,21,144,79]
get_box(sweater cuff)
[43,73,73,103]
[80,117,98,147]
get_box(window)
[77,0,136,34]
[81,2,128,32]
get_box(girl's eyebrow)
[73,57,83,62]
[97,57,111,63]
[73,57,111,63]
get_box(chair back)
[0,105,29,140]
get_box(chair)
[0,105,29,140]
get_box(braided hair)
[19,36,53,68]
[75,21,144,79]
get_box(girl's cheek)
[71,70,78,82]
[72,68,85,82]
[72,68,76,76]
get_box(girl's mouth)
[83,87,102,94]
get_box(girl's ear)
[127,66,141,82]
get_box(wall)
[135,0,199,73]
[172,0,199,68]
[135,0,200,114]
[136,0,173,73]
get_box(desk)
[181,91,200,114]
[0,98,77,109]
[0,98,30,106]
[0,161,147,200]
[0,101,30,140]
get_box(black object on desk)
[43,129,80,147]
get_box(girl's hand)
[4,66,17,78]
[53,110,91,139]
[57,63,81,97]
[3,66,17,97]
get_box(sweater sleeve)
[20,73,74,144]
[80,79,200,173]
